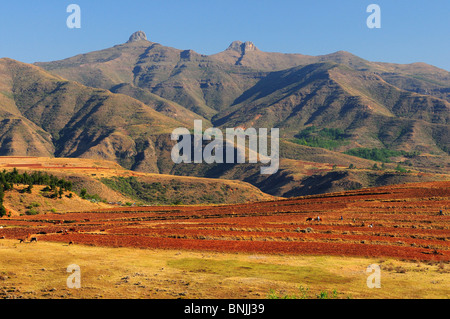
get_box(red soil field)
[1,181,449,261]
[4,164,110,170]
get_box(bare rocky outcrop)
[227,41,258,54]
[127,31,148,43]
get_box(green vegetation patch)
[167,258,350,285]
[0,168,72,217]
[291,126,349,150]
[344,147,420,163]
[101,176,168,204]
[101,176,230,205]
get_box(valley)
[0,30,449,300]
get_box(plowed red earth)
[1,181,449,261]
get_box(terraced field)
[1,182,449,262]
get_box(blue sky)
[1,0,449,70]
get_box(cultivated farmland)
[1,181,448,262]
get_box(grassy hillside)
[3,185,110,216]
[0,157,275,209]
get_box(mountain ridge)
[0,31,446,197]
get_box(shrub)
[395,164,407,173]
[172,199,184,205]
[0,205,7,217]
[25,208,39,215]
[267,289,279,299]
[27,202,40,209]
[25,184,33,193]
[317,291,329,299]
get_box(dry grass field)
[0,240,448,299]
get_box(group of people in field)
[306,215,374,228]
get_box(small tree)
[395,164,407,173]
[0,205,6,218]
[80,188,87,199]
[26,184,33,194]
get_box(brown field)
[1,181,449,262]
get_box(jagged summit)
[227,41,258,54]
[127,31,148,43]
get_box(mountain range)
[0,31,448,197]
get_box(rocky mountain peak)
[127,31,148,43]
[227,41,258,54]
